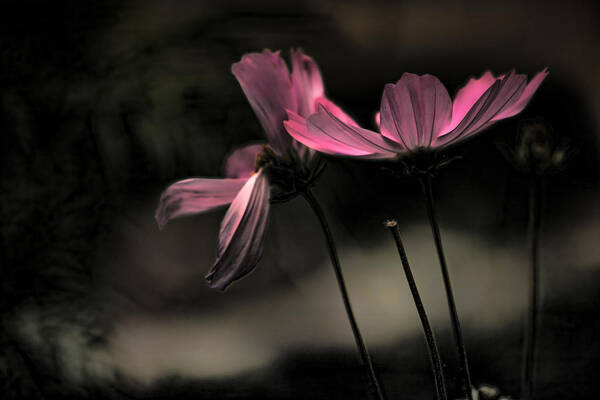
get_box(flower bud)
[498,118,572,174]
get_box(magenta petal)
[435,79,502,146]
[438,71,530,145]
[379,73,452,149]
[458,71,527,134]
[314,96,360,127]
[205,171,270,290]
[488,71,528,118]
[283,110,320,163]
[284,110,341,155]
[444,71,497,133]
[290,49,325,116]
[285,107,398,159]
[155,178,247,230]
[232,50,296,155]
[492,68,549,120]
[224,143,265,178]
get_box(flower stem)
[302,189,385,400]
[385,220,448,400]
[419,175,473,400]
[522,174,542,400]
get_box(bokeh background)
[1,1,599,399]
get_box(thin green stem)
[302,189,385,400]
[419,175,473,400]
[522,174,542,400]
[385,220,448,400]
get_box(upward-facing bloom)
[155,49,356,290]
[285,69,548,160]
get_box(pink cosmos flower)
[284,69,548,159]
[155,49,356,290]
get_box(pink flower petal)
[374,112,381,129]
[284,110,339,155]
[486,71,528,118]
[290,49,325,116]
[492,68,549,120]
[438,71,533,145]
[379,73,452,149]
[155,178,248,230]
[206,171,270,290]
[457,71,527,134]
[444,71,497,133]
[285,106,399,159]
[232,50,297,155]
[314,96,360,127]
[224,143,265,179]
[434,79,502,146]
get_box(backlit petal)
[434,79,502,146]
[379,73,452,149]
[285,107,398,159]
[206,171,271,290]
[438,69,547,148]
[492,68,549,120]
[314,96,360,127]
[290,49,324,116]
[438,71,531,145]
[224,143,265,179]
[444,71,497,133]
[232,50,296,155]
[155,178,247,230]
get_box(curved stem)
[419,175,473,400]
[386,221,448,400]
[302,189,385,400]
[522,174,542,400]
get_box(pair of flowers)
[156,49,547,291]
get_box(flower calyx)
[396,147,462,178]
[255,145,326,203]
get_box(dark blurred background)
[1,1,599,399]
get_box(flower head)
[155,49,355,290]
[285,69,548,162]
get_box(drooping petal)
[491,68,549,120]
[224,143,265,179]
[290,49,324,116]
[155,178,247,230]
[379,73,452,150]
[206,171,270,290]
[284,106,399,159]
[232,50,297,155]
